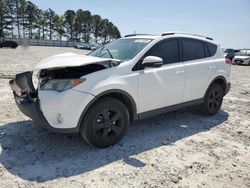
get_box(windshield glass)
[89,38,152,62]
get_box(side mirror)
[142,56,163,68]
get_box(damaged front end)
[9,71,55,131]
[9,57,120,132]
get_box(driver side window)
[146,38,180,64]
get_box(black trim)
[225,82,231,96]
[177,38,183,62]
[76,89,138,130]
[203,41,211,57]
[132,37,181,71]
[204,76,228,97]
[138,98,204,119]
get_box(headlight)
[40,78,86,92]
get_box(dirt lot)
[0,46,249,188]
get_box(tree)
[44,8,56,40]
[2,0,15,37]
[112,26,121,39]
[74,9,84,41]
[0,0,121,41]
[100,18,110,43]
[0,0,4,37]
[81,10,92,43]
[92,14,101,43]
[24,1,38,38]
[54,15,65,40]
[13,0,25,38]
[64,10,75,41]
[19,0,27,38]
[35,9,44,39]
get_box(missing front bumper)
[9,71,78,133]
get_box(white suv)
[10,32,231,148]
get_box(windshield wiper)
[106,49,114,59]
[99,47,114,59]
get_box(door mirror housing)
[142,56,163,68]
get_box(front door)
[137,38,185,113]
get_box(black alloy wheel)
[80,97,130,148]
[202,83,224,115]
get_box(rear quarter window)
[206,42,217,56]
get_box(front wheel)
[80,97,130,148]
[201,83,224,115]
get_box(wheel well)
[210,77,227,94]
[97,92,137,122]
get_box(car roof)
[123,35,160,40]
[123,32,218,45]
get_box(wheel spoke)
[95,122,105,130]
[214,100,219,107]
[209,98,214,103]
[215,91,220,99]
[101,129,109,139]
[111,125,122,134]
[102,109,110,121]
[110,111,122,122]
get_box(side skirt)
[138,98,204,120]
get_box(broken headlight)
[40,78,86,92]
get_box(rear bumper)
[9,71,79,133]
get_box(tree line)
[0,0,121,43]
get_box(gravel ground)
[0,46,249,188]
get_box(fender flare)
[204,76,227,98]
[76,89,138,131]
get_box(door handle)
[175,70,185,74]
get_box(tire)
[201,83,224,115]
[80,97,130,148]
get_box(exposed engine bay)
[38,60,120,89]
[39,63,106,79]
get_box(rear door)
[137,38,186,113]
[180,38,215,101]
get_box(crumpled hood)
[234,55,250,60]
[35,52,113,70]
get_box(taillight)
[225,58,232,65]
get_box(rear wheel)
[80,97,130,148]
[201,83,224,115]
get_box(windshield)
[89,38,152,62]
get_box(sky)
[30,0,250,49]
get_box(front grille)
[234,59,244,64]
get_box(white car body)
[10,32,231,147]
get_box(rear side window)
[206,42,217,56]
[182,38,205,61]
[146,39,179,64]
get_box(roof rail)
[161,32,213,40]
[124,34,154,38]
